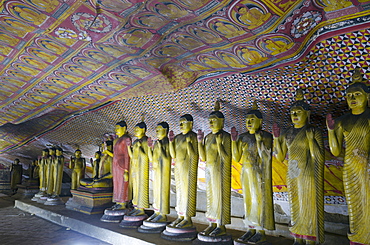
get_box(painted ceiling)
[1,0,370,166]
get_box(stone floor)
[0,193,349,245]
[0,194,109,245]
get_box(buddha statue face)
[134,126,146,138]
[95,152,101,159]
[74,150,81,158]
[115,125,127,137]
[56,149,63,156]
[179,118,193,135]
[42,150,49,157]
[49,148,56,156]
[208,114,224,134]
[346,87,369,114]
[245,114,261,134]
[290,106,309,128]
[156,125,168,140]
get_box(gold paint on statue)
[70,149,86,190]
[47,148,64,197]
[198,101,232,237]
[169,114,198,228]
[232,101,275,243]
[273,89,325,245]
[146,122,171,222]
[326,69,370,245]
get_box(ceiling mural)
[0,0,369,127]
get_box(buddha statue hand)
[305,127,314,140]
[272,123,280,138]
[197,129,204,142]
[169,130,175,142]
[231,126,238,141]
[123,170,129,182]
[326,114,335,130]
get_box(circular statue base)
[138,222,168,234]
[100,207,130,223]
[234,239,272,245]
[193,233,233,245]
[44,196,64,205]
[161,226,197,241]
[37,196,48,204]
[119,214,148,229]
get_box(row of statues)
[28,69,369,245]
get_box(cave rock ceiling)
[1,0,370,163]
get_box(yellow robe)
[204,130,231,225]
[281,125,324,243]
[237,130,274,230]
[152,137,171,214]
[173,131,198,217]
[335,108,370,244]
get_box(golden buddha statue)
[197,101,232,237]
[273,89,325,245]
[32,149,49,199]
[92,151,101,179]
[168,114,199,229]
[326,69,370,245]
[232,101,275,243]
[146,122,171,223]
[10,158,23,194]
[47,147,64,198]
[69,149,86,190]
[126,120,150,216]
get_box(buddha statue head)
[95,151,102,159]
[290,89,310,129]
[346,68,370,114]
[74,149,81,158]
[42,148,49,157]
[134,118,147,139]
[56,147,63,156]
[115,120,127,137]
[209,100,225,134]
[179,114,193,135]
[246,101,263,134]
[49,147,56,156]
[156,122,169,140]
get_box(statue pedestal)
[0,169,11,194]
[44,196,64,205]
[193,233,233,245]
[233,239,271,245]
[161,225,197,241]
[138,220,170,234]
[14,180,39,199]
[119,214,148,229]
[65,187,113,215]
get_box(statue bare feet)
[146,212,158,221]
[169,217,183,227]
[248,230,267,244]
[238,229,256,241]
[152,214,167,222]
[199,223,216,236]
[175,219,193,228]
[209,225,226,237]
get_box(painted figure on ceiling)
[137,14,167,29]
[14,63,39,76]
[22,56,48,69]
[189,27,223,44]
[213,20,245,39]
[8,70,32,81]
[2,17,35,34]
[29,48,57,63]
[183,61,209,71]
[262,38,294,55]
[28,0,59,12]
[176,0,209,10]
[155,2,188,19]
[200,56,228,68]
[85,50,113,64]
[321,0,352,12]
[232,101,275,244]
[118,29,152,48]
[219,52,245,68]
[173,34,204,50]
[239,47,267,65]
[326,69,370,245]
[38,39,66,54]
[74,57,102,71]
[0,46,12,56]
[236,5,271,29]
[11,5,46,26]
[273,89,325,245]
[0,32,19,46]
[64,64,92,77]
